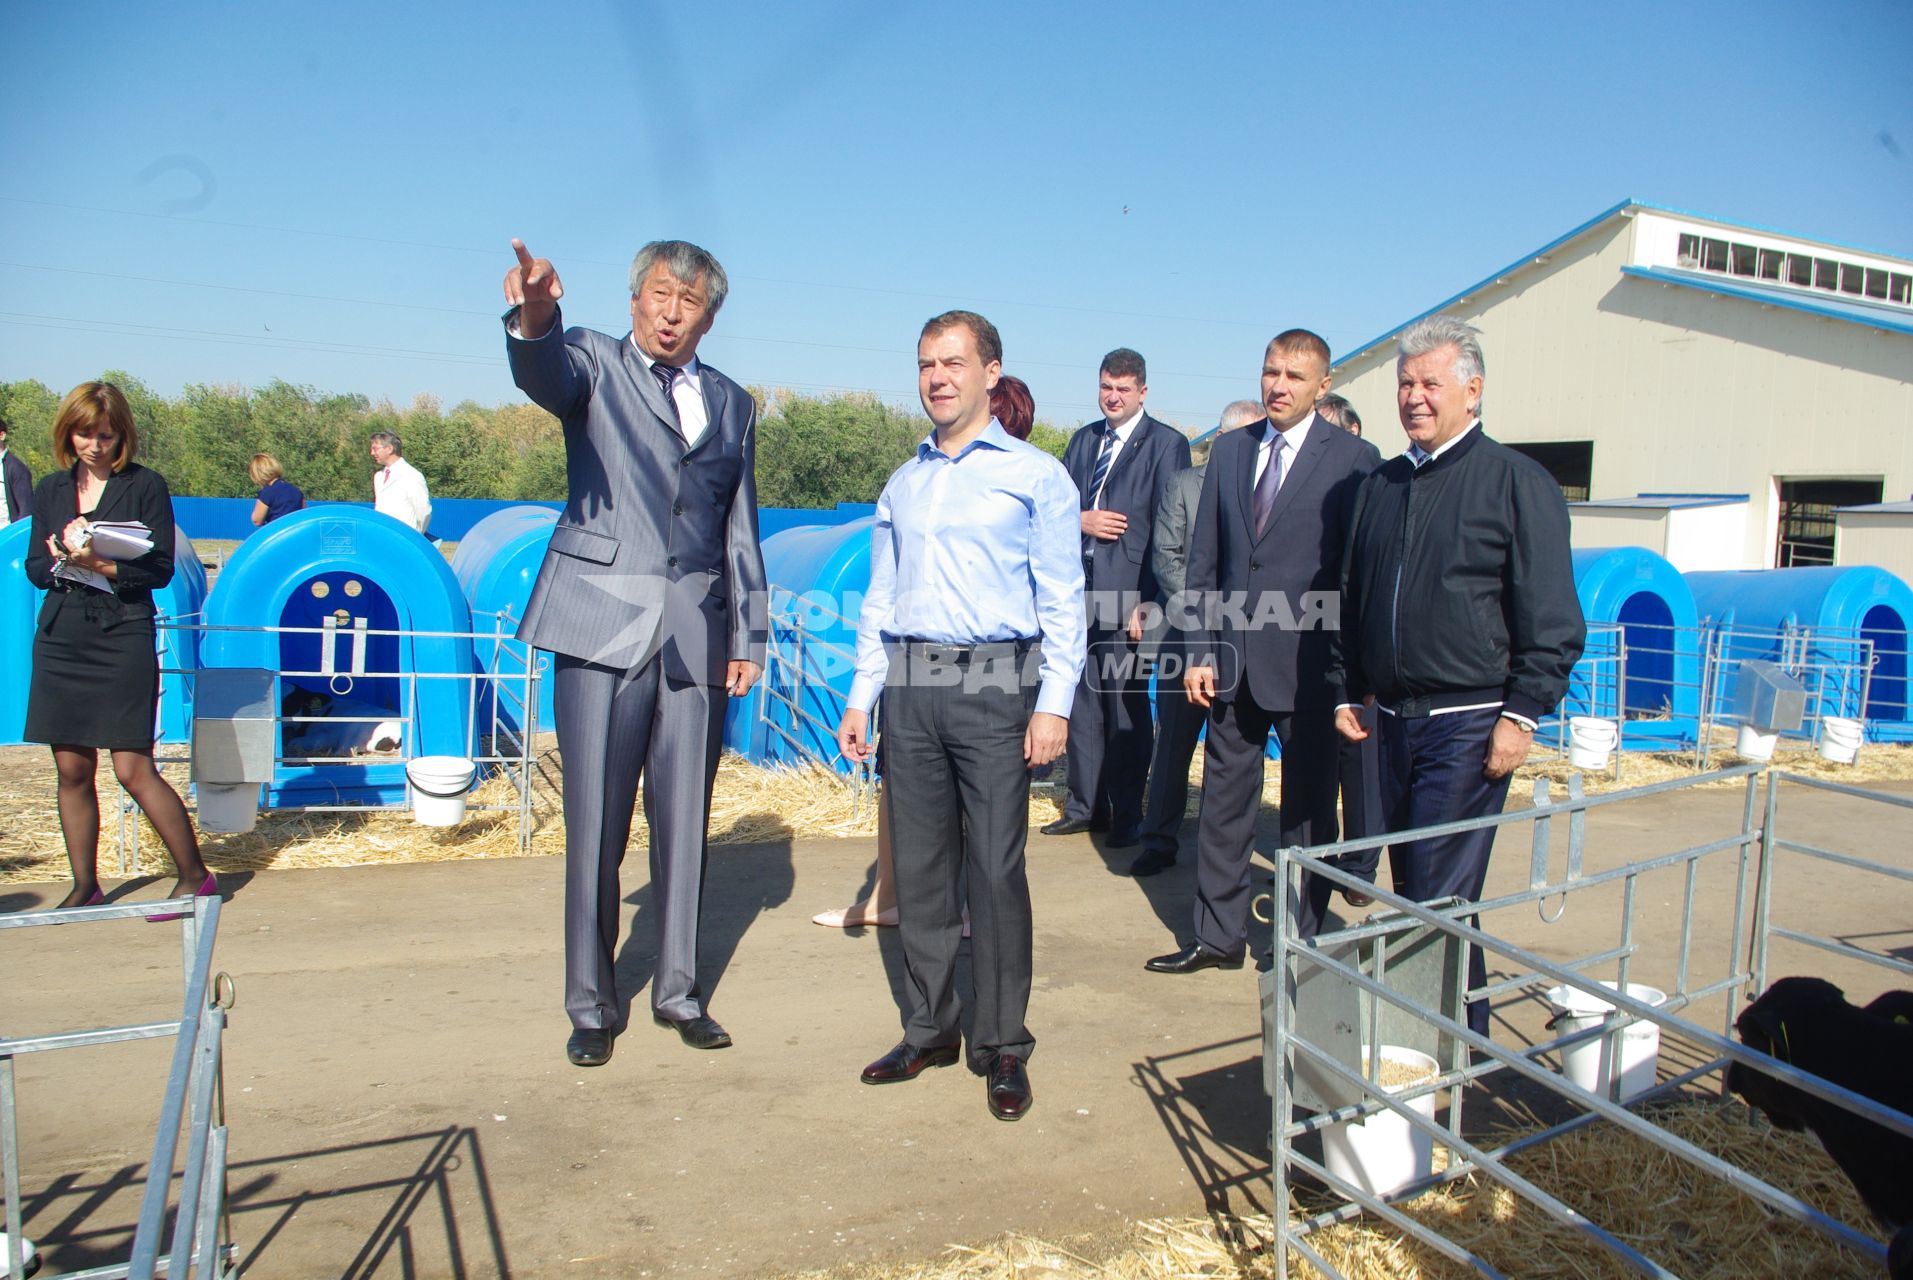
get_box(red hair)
[989,375,1035,440]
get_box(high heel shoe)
[58,887,105,910]
[148,872,219,923]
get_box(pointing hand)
[504,238,563,339]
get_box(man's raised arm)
[503,238,564,339]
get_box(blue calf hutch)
[1685,566,1913,741]
[450,505,559,736]
[729,518,876,770]
[1567,547,1703,749]
[200,506,476,805]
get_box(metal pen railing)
[1,894,235,1280]
[1268,765,1910,1278]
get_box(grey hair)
[629,240,730,315]
[369,430,402,455]
[1315,393,1361,435]
[1218,399,1264,431]
[1397,315,1485,388]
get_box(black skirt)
[25,590,161,750]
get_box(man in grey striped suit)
[503,237,767,1066]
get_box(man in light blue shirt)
[837,309,1084,1122]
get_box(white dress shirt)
[632,342,711,445]
[1255,411,1316,488]
[1090,407,1145,507]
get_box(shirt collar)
[918,418,1016,461]
[1407,419,1480,467]
[629,337,700,378]
[1106,408,1145,440]
[1265,411,1316,451]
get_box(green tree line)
[0,375,1072,509]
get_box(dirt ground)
[3,765,1908,1278]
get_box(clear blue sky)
[4,0,1909,434]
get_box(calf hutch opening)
[1567,546,1703,751]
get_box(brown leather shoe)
[860,1039,960,1084]
[986,1053,1033,1121]
[1341,889,1375,908]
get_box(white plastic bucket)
[1320,1045,1439,1197]
[1818,716,1863,765]
[1735,722,1778,761]
[196,782,260,835]
[1567,716,1618,770]
[407,756,476,827]
[1546,981,1667,1101]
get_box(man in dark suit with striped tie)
[502,237,766,1065]
[1043,349,1189,846]
[1146,330,1380,973]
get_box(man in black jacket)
[1333,315,1585,1036]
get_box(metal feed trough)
[1266,767,1913,1278]
[1,895,234,1279]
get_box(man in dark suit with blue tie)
[1042,350,1190,846]
[1146,330,1380,973]
[502,238,766,1065]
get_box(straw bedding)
[771,1103,1888,1279]
[0,741,1905,885]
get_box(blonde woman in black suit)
[22,382,214,913]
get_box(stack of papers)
[84,521,155,559]
[52,520,154,592]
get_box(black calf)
[1727,976,1913,1277]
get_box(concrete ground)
[2,772,1907,1278]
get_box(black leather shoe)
[566,1027,614,1067]
[654,1011,733,1050]
[860,1039,960,1084]
[1144,942,1245,974]
[986,1053,1033,1121]
[1126,848,1177,877]
[1341,888,1375,907]
[1040,816,1103,837]
[1104,827,1142,848]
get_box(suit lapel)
[1102,414,1153,498]
[1252,427,1329,544]
[1069,423,1099,494]
[620,338,683,439]
[1236,425,1264,538]
[681,364,727,455]
[75,465,135,521]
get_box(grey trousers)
[554,652,724,1030]
[1190,688,1339,958]
[882,643,1039,1069]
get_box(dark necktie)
[1082,424,1115,557]
[652,363,681,426]
[1086,423,1115,509]
[1251,432,1282,536]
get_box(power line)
[0,259,1256,383]
[0,195,1280,333]
[0,310,1235,424]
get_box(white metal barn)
[1328,200,1913,571]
